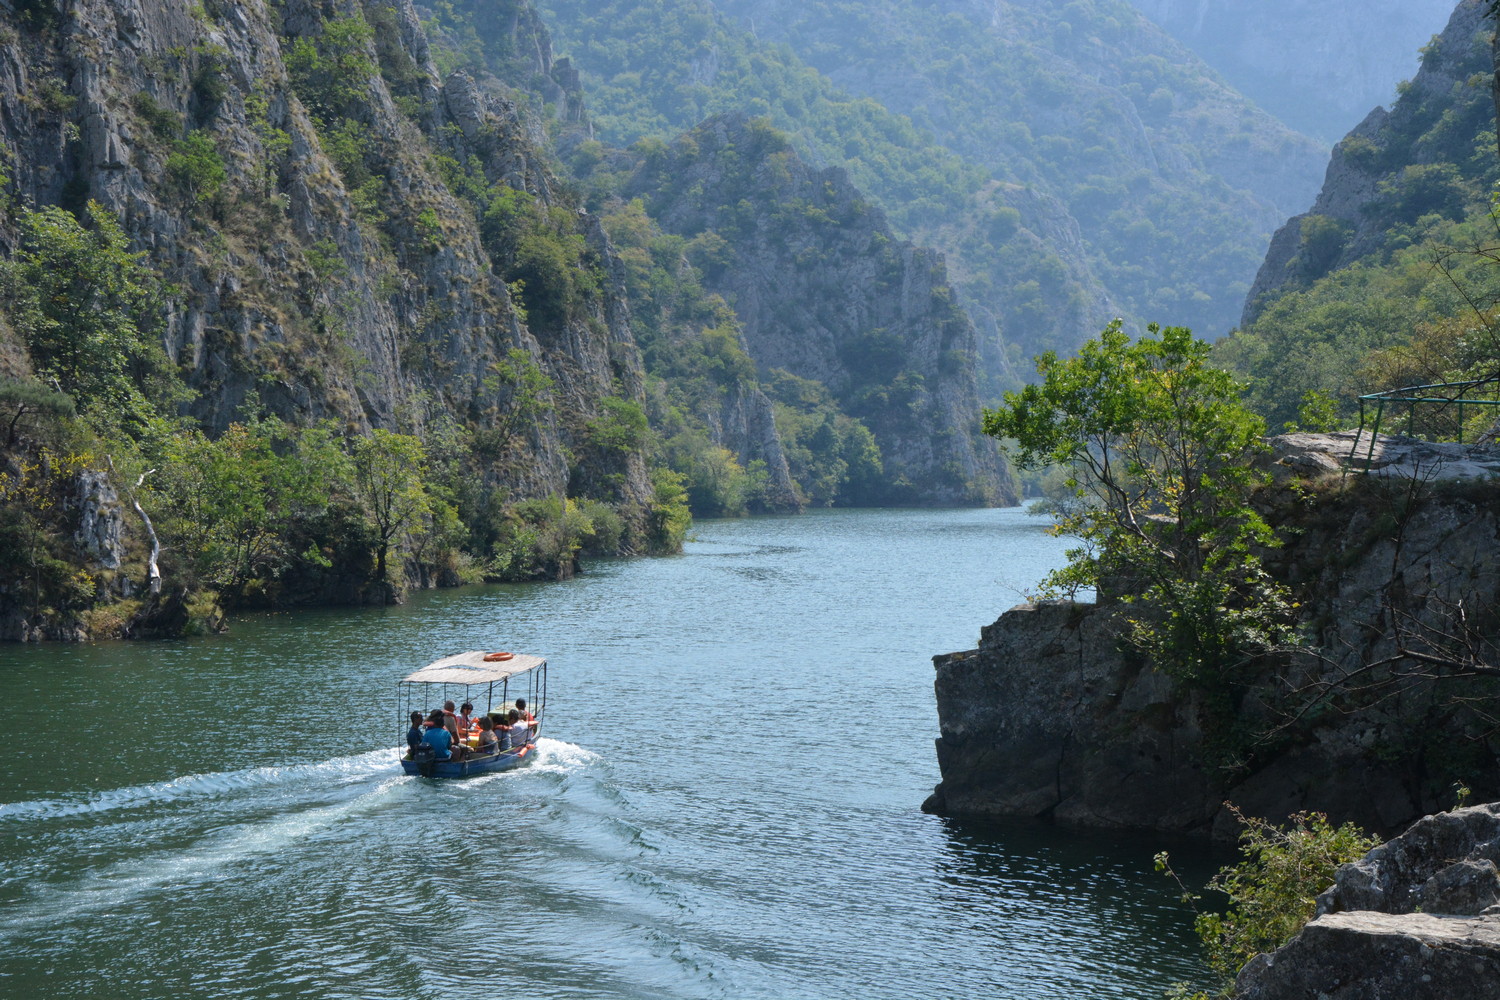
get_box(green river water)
[0,507,1210,998]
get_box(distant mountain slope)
[627,113,1007,505]
[1221,0,1499,426]
[538,0,1325,361]
[1125,0,1458,142]
[421,0,1014,507]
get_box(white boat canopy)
[402,651,546,685]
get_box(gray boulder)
[1236,805,1500,998]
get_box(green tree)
[155,418,349,601]
[285,15,378,118]
[348,429,432,587]
[166,130,227,203]
[480,347,556,457]
[984,321,1295,692]
[1,202,187,430]
[644,467,692,553]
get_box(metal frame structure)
[1348,379,1500,472]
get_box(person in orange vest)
[440,701,460,743]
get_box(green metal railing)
[1348,379,1500,472]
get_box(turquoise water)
[0,507,1208,998]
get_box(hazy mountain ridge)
[1125,0,1459,142]
[538,0,1325,368]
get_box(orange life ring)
[483,651,515,662]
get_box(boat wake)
[0,740,611,937]
[0,747,396,824]
[0,738,600,825]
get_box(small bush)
[166,131,227,202]
[132,92,181,141]
[1158,805,1380,997]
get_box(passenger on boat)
[514,698,534,722]
[508,708,531,747]
[440,701,460,743]
[421,709,456,761]
[474,716,498,755]
[457,702,476,736]
[406,711,424,754]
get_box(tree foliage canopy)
[985,321,1294,691]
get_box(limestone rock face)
[630,113,1011,506]
[0,0,654,584]
[0,0,648,488]
[1236,805,1500,998]
[71,469,124,571]
[926,468,1500,837]
[1261,430,1500,482]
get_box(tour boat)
[398,650,547,778]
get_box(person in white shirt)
[507,708,531,748]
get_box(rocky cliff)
[1236,804,1500,998]
[925,434,1500,837]
[629,113,1010,505]
[0,0,675,637]
[0,0,650,501]
[1242,0,1494,325]
[1126,0,1458,141]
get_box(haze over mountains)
[534,0,1452,399]
[1125,0,1459,141]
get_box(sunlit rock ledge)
[1236,804,1500,998]
[1263,430,1500,482]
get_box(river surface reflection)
[0,507,1209,998]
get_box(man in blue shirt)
[421,709,455,760]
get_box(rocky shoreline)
[1237,804,1500,997]
[924,432,1500,992]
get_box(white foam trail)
[0,773,410,936]
[524,737,601,773]
[0,748,397,823]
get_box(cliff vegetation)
[1222,0,1500,428]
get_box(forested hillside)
[1126,0,1457,141]
[0,0,694,639]
[535,0,1325,375]
[1221,0,1499,428]
[0,0,1017,640]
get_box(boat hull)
[400,743,535,778]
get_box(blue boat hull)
[400,743,535,778]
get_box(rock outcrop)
[0,0,654,509]
[1243,0,1492,324]
[1236,804,1500,998]
[925,434,1500,837]
[630,113,1011,505]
